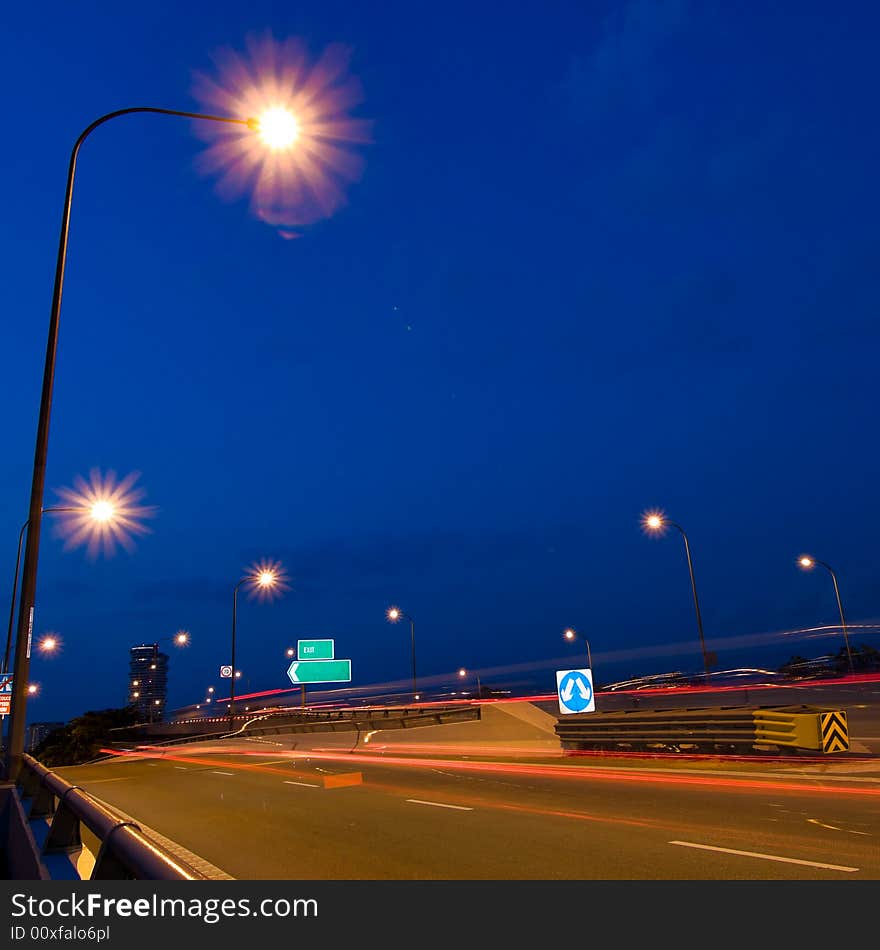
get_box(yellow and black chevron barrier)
[820,710,849,753]
[555,704,850,754]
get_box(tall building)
[26,721,64,752]
[128,644,169,722]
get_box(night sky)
[3,1,879,724]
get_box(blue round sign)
[558,671,593,713]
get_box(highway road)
[57,707,880,880]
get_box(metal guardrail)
[555,705,849,754]
[238,704,481,738]
[14,754,205,879]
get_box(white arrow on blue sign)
[556,669,595,714]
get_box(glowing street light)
[563,627,593,671]
[6,33,370,778]
[286,647,295,658]
[797,555,855,675]
[5,495,131,674]
[387,606,418,701]
[27,683,39,697]
[255,107,300,150]
[37,634,60,655]
[458,667,482,699]
[642,510,711,678]
[230,561,288,728]
[207,686,215,693]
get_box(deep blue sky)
[3,1,879,723]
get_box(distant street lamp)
[458,667,482,698]
[230,563,286,729]
[5,504,95,674]
[642,511,711,678]
[797,555,855,675]
[37,634,60,654]
[5,102,300,782]
[563,627,593,670]
[387,606,418,701]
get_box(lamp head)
[253,107,300,150]
[643,512,664,532]
[386,606,401,623]
[798,555,815,570]
[90,499,115,523]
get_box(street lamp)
[563,627,593,670]
[797,555,855,675]
[642,510,711,678]
[458,667,482,699]
[230,562,286,729]
[5,504,92,674]
[36,634,61,657]
[4,104,300,781]
[387,606,418,701]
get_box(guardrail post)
[90,822,141,880]
[27,776,56,820]
[17,765,43,801]
[42,787,84,854]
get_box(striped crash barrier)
[554,704,849,754]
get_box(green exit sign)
[297,639,334,660]
[287,659,351,684]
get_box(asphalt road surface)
[58,715,880,880]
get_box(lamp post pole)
[5,507,78,674]
[643,515,710,679]
[4,107,251,780]
[799,557,855,676]
[563,629,592,671]
[230,579,245,732]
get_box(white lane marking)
[807,818,842,831]
[283,780,320,788]
[211,770,235,776]
[250,759,290,766]
[669,840,858,872]
[80,778,130,785]
[174,767,188,771]
[405,799,474,811]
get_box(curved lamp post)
[642,512,711,678]
[230,567,281,730]
[563,627,593,670]
[797,555,855,675]
[4,105,294,779]
[4,506,82,674]
[387,606,418,701]
[457,667,482,699]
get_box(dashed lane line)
[669,840,858,872]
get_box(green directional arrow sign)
[297,639,334,660]
[287,659,351,684]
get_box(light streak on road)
[97,747,880,799]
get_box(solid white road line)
[174,766,188,771]
[211,770,235,776]
[80,777,130,785]
[405,799,474,811]
[283,780,320,788]
[669,840,859,872]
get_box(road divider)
[555,704,850,755]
